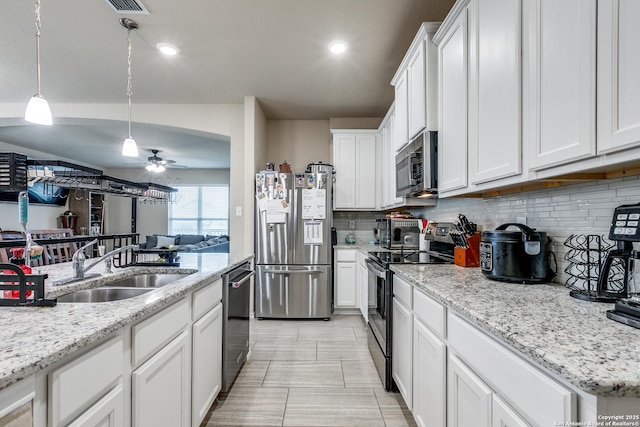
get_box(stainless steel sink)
[99,273,191,289]
[57,287,153,303]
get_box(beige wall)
[266,120,331,172]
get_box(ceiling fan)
[144,149,186,172]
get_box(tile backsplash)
[334,175,640,286]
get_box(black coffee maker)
[598,203,640,328]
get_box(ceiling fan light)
[122,137,139,157]
[25,94,53,125]
[156,164,165,172]
[145,163,155,172]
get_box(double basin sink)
[57,273,192,303]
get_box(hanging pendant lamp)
[25,0,52,125]
[121,18,139,157]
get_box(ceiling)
[0,0,454,169]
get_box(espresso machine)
[598,203,640,328]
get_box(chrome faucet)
[81,244,139,277]
[71,239,99,279]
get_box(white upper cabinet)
[597,0,640,154]
[524,0,597,170]
[435,4,469,194]
[393,23,440,151]
[468,0,522,184]
[394,70,409,151]
[332,131,377,210]
[408,44,426,140]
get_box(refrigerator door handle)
[262,269,323,275]
[290,187,297,260]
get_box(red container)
[3,248,32,299]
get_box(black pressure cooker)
[480,223,555,284]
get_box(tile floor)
[201,315,416,427]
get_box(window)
[168,185,229,236]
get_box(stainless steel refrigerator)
[255,171,332,319]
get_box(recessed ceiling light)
[328,40,348,54]
[157,43,179,56]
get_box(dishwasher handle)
[229,271,255,288]
[262,268,323,275]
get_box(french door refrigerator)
[255,171,332,319]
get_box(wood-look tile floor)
[200,315,416,427]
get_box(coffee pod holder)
[454,234,481,267]
[563,234,618,302]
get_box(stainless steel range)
[366,223,455,391]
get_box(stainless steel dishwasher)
[221,261,254,392]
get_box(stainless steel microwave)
[395,131,438,198]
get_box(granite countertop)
[0,252,252,391]
[391,264,640,398]
[333,243,385,252]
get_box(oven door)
[366,258,389,353]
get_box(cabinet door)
[468,0,521,184]
[333,134,357,209]
[68,385,124,427]
[395,70,409,151]
[448,354,491,427]
[0,377,35,427]
[413,318,446,427]
[335,262,357,308]
[492,395,530,427]
[132,330,191,427]
[597,0,640,154]
[438,8,468,193]
[192,303,223,427]
[525,0,596,170]
[355,134,377,209]
[392,298,413,410]
[408,42,426,139]
[358,258,368,322]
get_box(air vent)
[104,0,149,14]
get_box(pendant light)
[24,0,52,125]
[121,18,139,157]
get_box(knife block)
[454,233,481,267]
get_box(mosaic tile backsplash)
[334,175,640,286]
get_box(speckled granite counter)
[333,243,382,251]
[0,252,251,391]
[391,264,640,398]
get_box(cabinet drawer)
[133,297,190,367]
[336,250,357,262]
[192,279,222,321]
[448,312,575,426]
[413,288,445,338]
[49,334,124,427]
[393,275,412,308]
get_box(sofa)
[138,234,229,253]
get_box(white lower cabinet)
[132,330,191,427]
[0,376,35,427]
[335,249,358,309]
[412,318,446,427]
[392,288,413,409]
[67,385,124,427]
[357,250,368,322]
[492,395,530,427]
[448,354,492,427]
[49,335,125,427]
[449,358,530,427]
[191,303,223,427]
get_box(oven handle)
[365,258,387,279]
